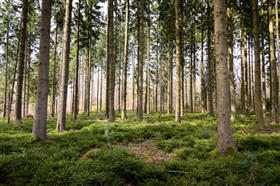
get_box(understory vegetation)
[1,111,280,185]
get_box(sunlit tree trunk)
[175,0,182,122]
[3,25,10,118]
[32,0,51,140]
[227,0,236,121]
[214,0,235,154]
[56,0,73,132]
[253,0,265,130]
[15,0,28,123]
[268,0,278,123]
[167,34,173,114]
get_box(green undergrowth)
[0,111,280,185]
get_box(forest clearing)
[1,111,280,185]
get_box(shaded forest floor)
[1,111,280,185]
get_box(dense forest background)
[0,0,280,185]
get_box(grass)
[0,111,280,185]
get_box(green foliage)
[0,111,279,185]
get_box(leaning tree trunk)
[32,0,51,140]
[56,0,72,132]
[214,0,236,155]
[253,0,265,130]
[15,0,28,123]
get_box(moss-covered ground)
[0,111,280,185]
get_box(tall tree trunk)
[84,40,91,116]
[167,34,173,114]
[214,0,235,154]
[107,0,115,121]
[100,67,103,111]
[175,0,182,122]
[32,0,51,140]
[190,32,193,113]
[56,0,73,132]
[137,0,144,120]
[15,0,28,123]
[207,0,214,116]
[227,0,236,120]
[268,0,278,123]
[3,24,10,118]
[74,0,80,119]
[276,0,280,114]
[51,25,58,117]
[253,0,265,130]
[146,14,151,114]
[243,30,249,115]
[132,52,135,112]
[96,67,100,112]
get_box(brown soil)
[122,140,177,165]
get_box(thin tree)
[14,0,28,123]
[51,25,58,117]
[121,0,130,120]
[175,0,182,123]
[32,0,51,140]
[137,0,144,121]
[253,0,265,130]
[268,0,278,123]
[56,0,73,132]
[214,0,235,154]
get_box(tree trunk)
[107,0,115,121]
[137,0,144,121]
[74,0,80,119]
[32,0,51,140]
[268,0,278,123]
[227,0,236,121]
[207,0,214,116]
[277,0,280,111]
[253,0,265,130]
[15,0,28,123]
[167,34,173,114]
[175,0,182,122]
[51,25,58,117]
[214,0,235,154]
[3,24,10,118]
[146,15,151,114]
[56,0,72,132]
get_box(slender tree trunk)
[227,0,236,120]
[74,0,80,119]
[51,25,58,117]
[277,0,280,111]
[84,41,91,116]
[146,16,151,114]
[107,0,115,121]
[253,0,265,130]
[100,67,103,111]
[15,0,28,123]
[268,0,278,123]
[56,0,73,132]
[207,0,214,116]
[243,30,249,115]
[167,34,173,114]
[175,0,182,122]
[214,0,235,154]
[132,53,135,112]
[3,24,10,118]
[32,0,51,140]
[190,33,193,113]
[137,0,144,120]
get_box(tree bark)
[167,34,173,114]
[268,0,278,123]
[175,0,182,122]
[51,25,58,117]
[253,0,265,130]
[56,0,73,132]
[137,0,144,121]
[214,0,235,154]
[32,0,51,140]
[15,0,28,123]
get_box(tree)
[32,0,52,140]
[268,0,278,123]
[253,0,265,130]
[121,0,130,120]
[214,0,235,154]
[175,0,182,123]
[14,0,28,123]
[137,0,144,121]
[56,0,73,132]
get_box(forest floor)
[0,111,280,185]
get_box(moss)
[209,147,239,157]
[209,147,218,157]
